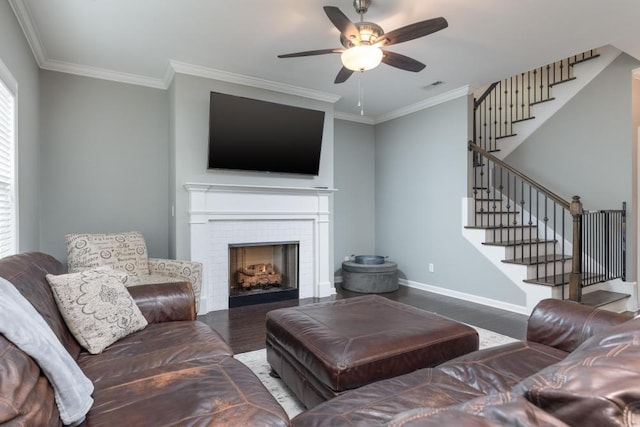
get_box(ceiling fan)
[278,0,448,84]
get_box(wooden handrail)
[468,141,571,210]
[473,82,498,108]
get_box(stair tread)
[496,133,517,140]
[569,53,600,66]
[483,239,555,247]
[475,210,520,214]
[549,77,576,87]
[523,272,606,287]
[512,116,535,124]
[502,254,571,265]
[581,290,630,308]
[523,277,566,287]
[530,97,556,106]
[465,225,536,230]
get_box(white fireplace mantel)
[185,183,337,313]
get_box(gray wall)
[633,72,640,286]
[170,73,335,260]
[375,95,526,306]
[506,53,640,280]
[168,80,177,259]
[0,3,41,252]
[39,71,170,260]
[334,119,376,271]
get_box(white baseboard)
[333,274,530,315]
[399,279,530,315]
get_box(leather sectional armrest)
[526,298,631,353]
[127,282,196,323]
[148,258,203,311]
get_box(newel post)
[569,196,583,301]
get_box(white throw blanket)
[0,277,94,425]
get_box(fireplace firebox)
[228,241,299,307]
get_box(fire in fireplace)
[228,241,299,307]
[236,262,282,288]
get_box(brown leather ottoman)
[266,295,479,408]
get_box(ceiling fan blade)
[376,17,448,46]
[382,50,426,72]
[323,6,360,42]
[278,48,344,58]
[334,66,354,84]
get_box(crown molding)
[9,0,166,89]
[40,59,166,89]
[316,85,472,125]
[9,0,46,67]
[375,85,471,123]
[334,112,376,125]
[168,61,341,104]
[9,0,464,115]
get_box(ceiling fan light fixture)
[341,45,383,71]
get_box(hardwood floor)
[197,285,529,354]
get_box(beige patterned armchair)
[65,231,203,311]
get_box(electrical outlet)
[428,263,434,273]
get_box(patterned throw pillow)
[66,231,150,278]
[46,268,148,354]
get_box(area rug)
[235,326,517,419]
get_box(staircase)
[464,47,634,314]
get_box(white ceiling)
[9,0,640,121]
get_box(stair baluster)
[469,142,626,301]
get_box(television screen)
[208,92,325,175]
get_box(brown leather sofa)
[292,298,638,426]
[0,252,289,426]
[4,251,640,427]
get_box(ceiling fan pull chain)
[357,73,362,107]
[358,72,365,115]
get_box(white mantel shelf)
[185,182,336,313]
[184,182,337,194]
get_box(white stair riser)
[474,199,517,212]
[527,259,571,278]
[475,212,520,226]
[504,242,558,259]
[484,227,536,242]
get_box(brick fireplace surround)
[185,183,336,314]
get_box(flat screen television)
[208,92,325,175]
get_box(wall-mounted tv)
[208,92,325,175]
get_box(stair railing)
[474,50,600,153]
[581,204,627,286]
[469,142,625,301]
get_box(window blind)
[0,77,16,257]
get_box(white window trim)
[0,57,18,256]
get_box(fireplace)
[186,183,337,314]
[229,241,299,307]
